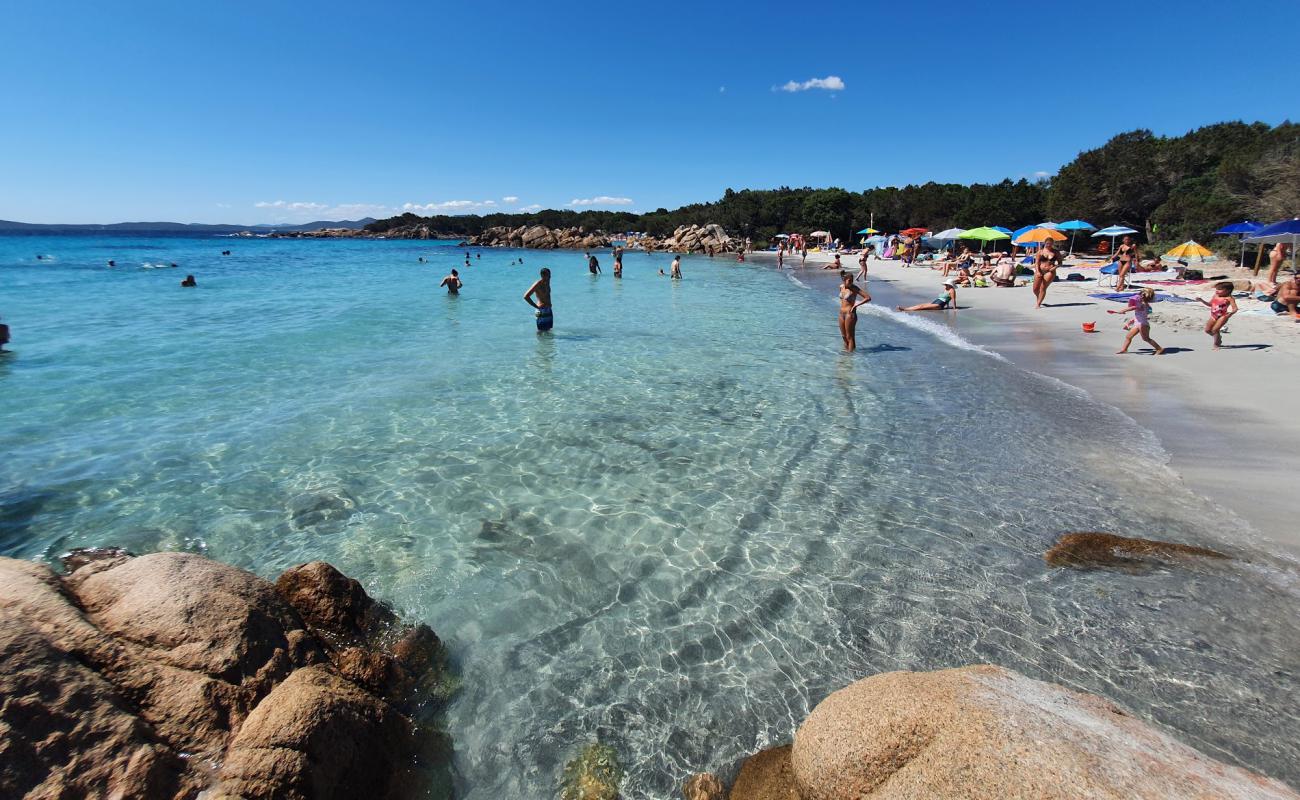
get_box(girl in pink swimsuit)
[1197,281,1238,350]
[1112,287,1165,355]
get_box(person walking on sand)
[1033,239,1062,308]
[1196,281,1237,349]
[856,246,871,282]
[670,255,682,279]
[777,247,784,270]
[524,268,553,331]
[838,271,872,352]
[897,279,957,312]
[1111,287,1164,355]
[1115,235,1137,291]
[1267,243,1290,284]
[440,269,463,295]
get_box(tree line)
[365,121,1297,247]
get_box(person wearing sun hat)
[897,279,958,313]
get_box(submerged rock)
[0,551,452,800]
[560,742,624,800]
[788,665,1296,800]
[1045,531,1229,569]
[682,772,726,800]
[730,745,797,799]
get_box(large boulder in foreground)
[788,665,1296,800]
[0,551,449,800]
[1045,531,1228,570]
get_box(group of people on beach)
[832,232,1298,355]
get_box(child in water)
[1111,287,1164,355]
[1196,282,1238,350]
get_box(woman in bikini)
[897,279,957,313]
[838,271,872,351]
[1032,240,1062,308]
[1115,235,1137,291]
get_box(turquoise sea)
[2,235,1298,797]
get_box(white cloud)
[776,75,845,93]
[567,196,634,207]
[401,199,499,214]
[255,200,328,211]
[1034,170,1050,178]
[502,196,520,204]
[519,204,542,212]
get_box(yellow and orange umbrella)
[1014,226,1068,245]
[1165,240,1214,262]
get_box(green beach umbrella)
[958,226,1012,252]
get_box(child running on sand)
[1196,282,1238,349]
[1111,287,1164,355]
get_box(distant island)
[0,218,377,235]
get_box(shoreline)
[760,250,1300,558]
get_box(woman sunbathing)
[897,280,958,312]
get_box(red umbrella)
[900,227,929,237]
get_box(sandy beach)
[759,250,1300,557]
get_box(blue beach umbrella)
[991,226,1012,235]
[1246,218,1300,273]
[1010,224,1042,250]
[1215,220,1263,267]
[1056,219,1096,254]
[1092,225,1138,255]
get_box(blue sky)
[2,0,1297,224]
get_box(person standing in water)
[613,248,623,278]
[440,269,463,294]
[0,316,10,352]
[586,252,601,275]
[838,272,872,351]
[524,267,553,331]
[1032,239,1062,308]
[180,275,197,287]
[670,255,682,279]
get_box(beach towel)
[1089,292,1192,304]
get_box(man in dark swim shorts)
[524,267,553,331]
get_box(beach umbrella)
[1037,221,1062,230]
[900,227,929,237]
[856,227,879,235]
[1215,220,1263,267]
[1164,240,1214,263]
[958,226,1011,252]
[932,227,966,240]
[1055,219,1096,255]
[991,226,1012,235]
[1014,226,1068,245]
[1092,224,1138,255]
[1246,218,1300,274]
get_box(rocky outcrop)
[683,772,727,800]
[561,742,624,800]
[468,225,611,250]
[1045,532,1229,570]
[0,550,451,800]
[638,223,734,254]
[466,222,737,253]
[717,665,1297,800]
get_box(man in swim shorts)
[440,269,463,295]
[586,252,601,275]
[524,267,553,331]
[1273,272,1300,321]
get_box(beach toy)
[1081,322,1097,333]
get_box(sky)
[2,0,1297,225]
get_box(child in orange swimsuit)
[1197,282,1238,350]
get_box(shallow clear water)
[2,236,1298,797]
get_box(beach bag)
[1185,269,1203,280]
[1066,273,1086,281]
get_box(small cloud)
[775,75,845,93]
[401,199,497,214]
[502,196,520,204]
[567,196,634,207]
[719,86,726,93]
[519,204,542,212]
[1034,170,1050,178]
[255,200,328,211]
